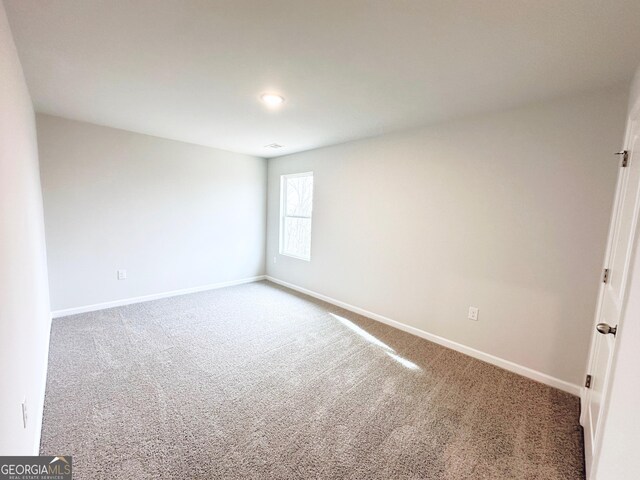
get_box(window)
[280,172,314,261]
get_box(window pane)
[283,217,311,259]
[286,175,313,217]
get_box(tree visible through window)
[280,172,313,260]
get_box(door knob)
[596,323,617,336]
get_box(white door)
[582,102,640,478]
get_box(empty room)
[2,1,640,479]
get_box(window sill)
[280,252,311,262]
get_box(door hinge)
[602,268,610,283]
[616,150,629,168]
[585,374,592,389]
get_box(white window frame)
[279,171,314,261]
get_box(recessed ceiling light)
[260,93,285,106]
[264,143,284,149]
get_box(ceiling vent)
[264,143,284,149]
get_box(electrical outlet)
[22,398,28,429]
[117,269,127,280]
[273,256,277,264]
[468,306,479,321]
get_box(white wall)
[37,115,267,312]
[266,87,627,387]
[593,66,640,480]
[0,2,52,455]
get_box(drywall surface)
[0,2,52,454]
[266,87,627,386]
[37,115,267,311]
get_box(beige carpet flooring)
[41,281,584,479]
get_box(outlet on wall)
[468,306,479,321]
[22,398,28,429]
[117,269,127,280]
[273,256,277,264]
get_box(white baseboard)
[579,386,588,426]
[34,314,52,455]
[51,275,266,318]
[266,276,581,396]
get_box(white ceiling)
[5,0,640,158]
